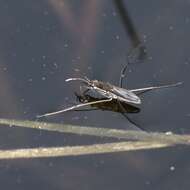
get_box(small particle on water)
[143,48,147,54]
[145,181,151,185]
[115,35,120,40]
[42,76,46,81]
[42,63,46,67]
[72,116,80,120]
[53,62,58,68]
[16,27,21,33]
[87,66,92,70]
[102,13,107,17]
[28,78,33,82]
[74,68,80,72]
[43,10,49,16]
[112,11,117,16]
[42,55,46,60]
[170,166,175,171]
[64,97,69,101]
[153,73,157,79]
[12,53,17,57]
[84,116,88,120]
[16,176,22,184]
[100,160,105,164]
[25,23,30,29]
[100,50,105,54]
[143,35,147,42]
[143,34,147,39]
[169,25,174,31]
[31,58,35,62]
[48,162,53,167]
[185,17,190,23]
[64,44,68,48]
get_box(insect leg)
[116,100,144,130]
[119,63,128,88]
[121,113,145,130]
[74,108,99,112]
[130,82,182,95]
[119,44,147,88]
[36,98,113,118]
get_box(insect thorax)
[92,80,113,91]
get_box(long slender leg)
[119,44,146,88]
[130,82,182,95]
[119,49,131,88]
[119,59,144,130]
[117,100,144,131]
[74,108,99,112]
[36,98,112,118]
[121,113,145,131]
[119,63,128,88]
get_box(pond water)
[0,0,190,189]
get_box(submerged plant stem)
[0,118,189,159]
[0,118,189,145]
[0,141,171,160]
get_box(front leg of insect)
[36,97,113,118]
[36,79,114,118]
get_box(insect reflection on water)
[37,63,182,130]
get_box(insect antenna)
[65,77,91,86]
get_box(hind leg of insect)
[130,82,182,95]
[116,100,144,131]
[36,98,113,118]
[121,113,145,131]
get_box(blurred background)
[0,0,189,189]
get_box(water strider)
[74,92,141,114]
[37,63,182,130]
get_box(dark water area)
[0,0,190,189]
